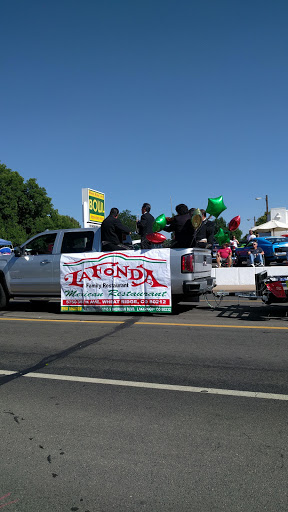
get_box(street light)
[255,195,269,216]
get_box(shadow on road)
[2,299,288,323]
[216,303,288,323]
[4,300,197,317]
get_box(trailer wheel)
[0,282,9,309]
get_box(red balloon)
[146,233,167,244]
[228,215,241,232]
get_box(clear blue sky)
[1,0,287,237]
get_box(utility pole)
[265,195,269,216]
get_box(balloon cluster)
[148,195,240,246]
[214,215,241,245]
[205,196,240,245]
[147,214,167,244]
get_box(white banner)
[60,249,171,313]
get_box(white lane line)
[1,370,288,401]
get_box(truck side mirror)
[13,247,22,257]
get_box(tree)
[118,209,138,240]
[214,216,242,242]
[0,162,80,244]
[255,213,268,225]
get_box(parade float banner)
[60,250,171,313]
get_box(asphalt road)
[1,298,288,512]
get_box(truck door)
[8,233,57,295]
[53,230,96,285]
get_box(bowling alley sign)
[82,188,105,227]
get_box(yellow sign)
[88,190,105,223]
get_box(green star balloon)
[214,228,230,245]
[153,214,167,233]
[206,196,227,218]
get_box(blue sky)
[1,0,287,237]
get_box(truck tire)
[0,282,8,309]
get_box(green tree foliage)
[214,216,242,242]
[255,213,267,225]
[118,209,138,240]
[0,163,80,244]
[162,238,173,247]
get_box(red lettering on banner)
[129,268,144,281]
[64,270,83,288]
[64,260,167,289]
[104,268,114,276]
[89,265,102,278]
[130,265,167,288]
[114,266,129,278]
[79,271,91,283]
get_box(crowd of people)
[100,203,215,251]
[100,204,269,268]
[215,239,265,267]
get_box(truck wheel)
[0,282,9,309]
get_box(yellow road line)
[138,322,288,330]
[0,317,123,324]
[0,316,288,330]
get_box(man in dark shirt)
[164,204,193,248]
[101,208,131,251]
[247,241,264,266]
[137,203,155,249]
[191,209,214,248]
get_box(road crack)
[0,317,138,387]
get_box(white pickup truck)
[0,227,214,308]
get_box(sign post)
[82,188,105,228]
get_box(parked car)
[235,237,288,266]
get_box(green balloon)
[206,196,227,218]
[153,214,167,232]
[153,221,161,233]
[214,228,224,241]
[215,228,230,245]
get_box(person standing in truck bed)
[164,204,193,248]
[191,209,214,248]
[137,202,155,249]
[101,207,131,251]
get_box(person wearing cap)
[137,203,155,249]
[247,241,264,266]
